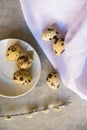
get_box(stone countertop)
[0,1,87,130]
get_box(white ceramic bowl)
[0,38,41,98]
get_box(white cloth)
[19,0,87,100]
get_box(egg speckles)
[42,27,59,41]
[13,69,32,85]
[6,44,21,61]
[46,72,61,89]
[53,38,65,55]
[17,53,33,69]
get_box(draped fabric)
[19,0,87,100]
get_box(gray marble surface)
[0,0,87,130]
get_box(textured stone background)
[0,0,87,130]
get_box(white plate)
[0,38,41,98]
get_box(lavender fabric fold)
[19,0,87,100]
